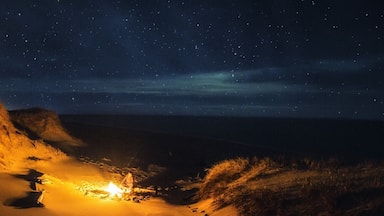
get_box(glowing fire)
[106,182,123,198]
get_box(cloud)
[57,71,306,97]
[1,57,383,118]
[0,62,379,106]
[308,59,369,73]
[233,57,384,93]
[0,70,308,115]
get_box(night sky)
[0,0,383,119]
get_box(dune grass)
[198,157,384,215]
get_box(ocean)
[61,115,384,160]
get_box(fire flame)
[106,182,123,198]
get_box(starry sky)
[0,0,383,119]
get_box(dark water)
[61,115,384,160]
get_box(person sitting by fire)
[120,173,133,194]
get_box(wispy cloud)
[66,71,307,97]
[0,70,305,95]
[1,57,383,118]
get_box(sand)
[0,156,237,216]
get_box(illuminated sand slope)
[0,160,236,216]
[0,104,236,216]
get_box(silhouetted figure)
[120,173,134,193]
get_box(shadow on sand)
[13,169,44,191]
[3,169,45,209]
[4,191,45,209]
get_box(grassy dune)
[198,157,384,215]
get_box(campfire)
[77,172,156,203]
[106,182,123,198]
[78,172,145,200]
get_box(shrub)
[199,157,249,198]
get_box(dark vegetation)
[198,157,384,215]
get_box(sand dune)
[2,103,384,215]
[0,104,238,215]
[10,108,86,148]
